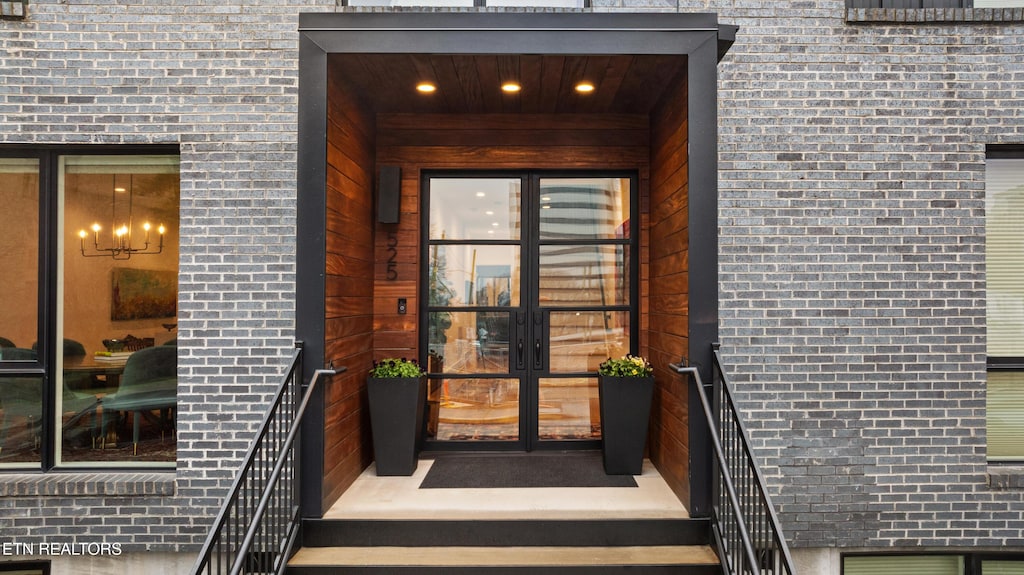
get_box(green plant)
[598,354,653,378]
[369,358,425,378]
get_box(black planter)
[367,375,427,476]
[598,375,655,475]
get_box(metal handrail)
[671,355,795,575]
[190,344,342,575]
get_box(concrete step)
[287,544,720,574]
[300,518,711,547]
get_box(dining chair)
[0,347,99,455]
[101,344,177,455]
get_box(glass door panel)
[538,245,627,306]
[538,177,631,240]
[427,311,511,374]
[427,377,520,441]
[534,176,633,447]
[538,377,600,440]
[549,311,629,374]
[424,174,526,448]
[428,245,520,308]
[424,173,635,450]
[428,177,521,240]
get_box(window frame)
[845,0,1024,20]
[847,0,970,7]
[842,552,1024,575]
[986,145,1024,464]
[341,0,592,6]
[0,144,179,472]
[0,561,50,575]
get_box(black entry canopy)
[300,11,736,60]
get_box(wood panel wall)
[319,106,695,512]
[647,73,692,506]
[373,113,653,363]
[322,76,377,512]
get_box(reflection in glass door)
[422,173,636,449]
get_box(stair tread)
[289,545,719,567]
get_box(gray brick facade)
[1,0,1022,569]
[0,0,332,557]
[703,0,1024,551]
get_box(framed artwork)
[111,268,177,321]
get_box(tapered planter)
[367,375,427,476]
[598,375,655,475]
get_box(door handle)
[516,311,526,370]
[533,311,544,370]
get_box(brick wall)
[0,0,335,554]
[695,0,1024,549]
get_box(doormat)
[419,452,638,489]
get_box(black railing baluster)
[189,345,342,575]
[672,353,795,575]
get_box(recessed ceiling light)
[541,196,551,201]
[501,82,521,93]
[114,187,127,193]
[542,205,551,209]
[476,192,486,197]
[488,230,495,234]
[416,82,437,93]
[485,210,494,216]
[491,222,500,227]
[575,82,595,93]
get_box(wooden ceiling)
[328,54,687,115]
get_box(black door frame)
[419,170,639,452]
[297,11,735,517]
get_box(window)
[845,555,965,575]
[0,147,179,470]
[983,560,1024,575]
[843,554,1024,575]
[0,562,48,575]
[848,0,967,6]
[344,0,589,6]
[986,146,1024,462]
[846,0,1024,9]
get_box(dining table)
[63,354,128,390]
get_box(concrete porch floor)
[324,456,689,521]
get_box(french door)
[421,171,637,450]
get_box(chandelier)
[78,174,166,259]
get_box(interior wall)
[63,172,180,353]
[373,112,652,364]
[0,170,41,350]
[322,75,377,512]
[647,72,691,505]
[0,170,179,354]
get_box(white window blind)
[984,560,1024,574]
[347,0,475,6]
[975,0,1024,7]
[844,555,964,575]
[488,0,586,6]
[0,158,39,173]
[988,371,1024,460]
[986,158,1024,357]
